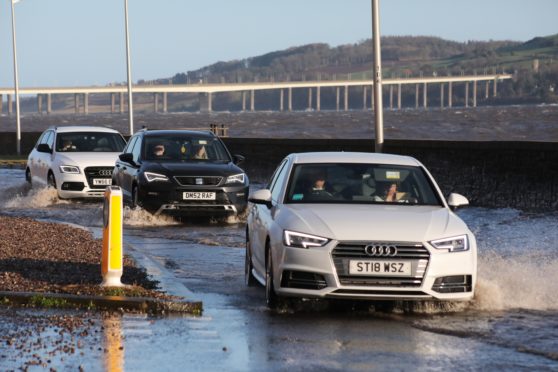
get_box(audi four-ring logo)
[99,170,112,176]
[364,244,398,257]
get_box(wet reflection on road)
[1,169,558,370]
[104,315,124,372]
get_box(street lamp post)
[10,0,22,155]
[372,0,384,153]
[124,0,134,135]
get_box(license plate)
[93,178,112,186]
[183,192,216,200]
[349,260,411,276]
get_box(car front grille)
[84,167,113,189]
[174,176,223,186]
[332,242,430,287]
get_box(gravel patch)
[0,215,171,300]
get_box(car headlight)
[59,165,80,174]
[225,173,245,185]
[144,172,169,182]
[283,230,330,249]
[430,235,469,252]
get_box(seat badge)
[196,178,203,185]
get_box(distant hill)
[146,34,555,108]
[18,34,556,113]
[516,33,558,50]
[159,36,532,84]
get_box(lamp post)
[10,0,22,155]
[124,0,134,135]
[371,0,384,153]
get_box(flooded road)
[1,168,558,370]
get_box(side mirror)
[233,154,245,165]
[37,144,52,154]
[118,153,135,165]
[447,193,469,210]
[248,189,273,209]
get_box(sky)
[0,0,556,87]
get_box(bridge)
[0,73,512,115]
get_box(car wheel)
[47,172,57,189]
[245,234,257,287]
[265,243,280,309]
[25,168,31,184]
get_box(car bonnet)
[55,152,122,167]
[280,203,468,243]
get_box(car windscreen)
[143,135,231,162]
[285,163,443,206]
[56,132,126,153]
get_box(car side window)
[39,131,54,150]
[35,131,47,148]
[41,131,50,144]
[46,132,55,150]
[270,160,289,203]
[131,136,142,163]
[267,159,287,190]
[124,136,138,154]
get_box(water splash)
[1,183,65,209]
[473,252,558,311]
[123,207,180,227]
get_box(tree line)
[154,35,557,105]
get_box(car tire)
[131,185,139,208]
[25,168,31,184]
[245,234,257,287]
[265,243,280,309]
[47,172,57,189]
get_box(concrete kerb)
[0,159,26,168]
[0,290,202,314]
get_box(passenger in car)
[193,145,208,159]
[384,182,398,202]
[380,182,411,203]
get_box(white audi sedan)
[246,152,477,308]
[26,126,127,198]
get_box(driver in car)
[153,144,165,157]
[306,171,334,200]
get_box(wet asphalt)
[1,170,558,370]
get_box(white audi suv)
[246,152,477,308]
[26,126,127,198]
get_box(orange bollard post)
[102,186,124,287]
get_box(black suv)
[112,129,249,216]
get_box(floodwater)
[1,168,558,370]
